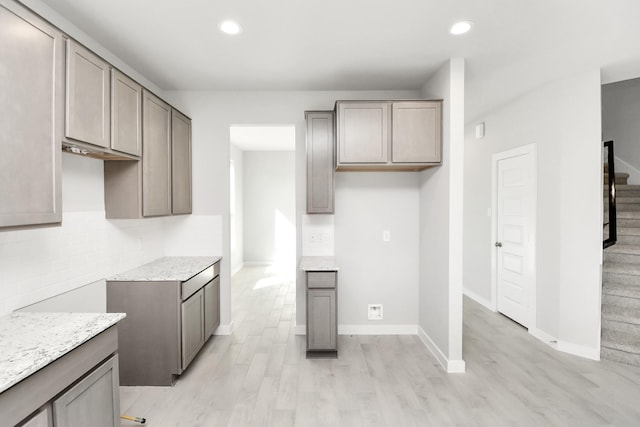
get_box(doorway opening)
[229,124,296,288]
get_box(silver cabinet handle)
[495,242,503,247]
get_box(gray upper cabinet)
[337,101,390,165]
[142,90,172,217]
[65,39,111,148]
[111,69,142,156]
[305,111,335,214]
[392,101,441,163]
[336,100,442,171]
[0,2,63,228]
[171,109,192,215]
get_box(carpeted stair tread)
[603,270,640,286]
[603,262,640,276]
[602,329,640,354]
[603,283,640,299]
[603,293,640,310]
[600,347,640,366]
[602,304,640,325]
[605,244,640,255]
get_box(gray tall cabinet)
[0,2,63,228]
[305,111,335,214]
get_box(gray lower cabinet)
[106,262,220,385]
[3,327,120,427]
[181,289,205,369]
[0,2,63,228]
[305,111,335,214]
[171,109,193,215]
[204,276,221,339]
[306,271,338,357]
[52,356,120,427]
[335,100,442,171]
[65,39,111,148]
[19,407,51,427]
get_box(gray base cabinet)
[52,356,120,427]
[306,271,338,357]
[0,2,63,228]
[107,261,220,386]
[305,111,335,214]
[335,100,442,171]
[4,327,120,427]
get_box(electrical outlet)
[368,304,383,320]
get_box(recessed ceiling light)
[450,21,472,35]
[219,20,241,35]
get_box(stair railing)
[604,140,617,249]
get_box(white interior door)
[494,148,535,327]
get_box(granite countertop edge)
[0,312,125,394]
[299,256,339,271]
[107,256,222,282]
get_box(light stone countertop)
[0,312,125,394]
[299,256,339,271]
[107,256,221,282]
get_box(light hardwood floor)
[120,266,640,426]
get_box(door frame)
[491,143,537,329]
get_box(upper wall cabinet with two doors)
[65,39,141,158]
[335,100,442,171]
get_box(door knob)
[495,242,503,247]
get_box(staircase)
[602,165,640,366]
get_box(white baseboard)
[463,288,494,311]
[556,340,600,361]
[214,321,234,336]
[295,324,418,335]
[231,263,244,277]
[417,326,466,373]
[338,324,418,335]
[528,326,558,349]
[243,261,274,267]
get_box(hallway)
[120,266,640,426]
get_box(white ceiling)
[230,125,295,151]
[39,0,640,120]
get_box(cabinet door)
[307,289,337,351]
[305,111,335,213]
[111,69,142,156]
[0,4,62,227]
[142,90,172,216]
[171,109,193,214]
[65,39,110,148]
[204,276,220,338]
[52,355,120,427]
[337,102,390,164]
[19,407,52,427]
[392,101,442,163]
[181,289,205,370]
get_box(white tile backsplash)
[0,211,165,315]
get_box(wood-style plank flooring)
[120,266,640,426]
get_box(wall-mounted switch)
[382,230,390,242]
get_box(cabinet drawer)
[307,272,336,289]
[181,264,218,300]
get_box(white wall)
[463,69,603,359]
[230,144,244,275]
[418,59,465,372]
[602,77,640,184]
[243,151,295,267]
[334,172,419,331]
[167,90,420,332]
